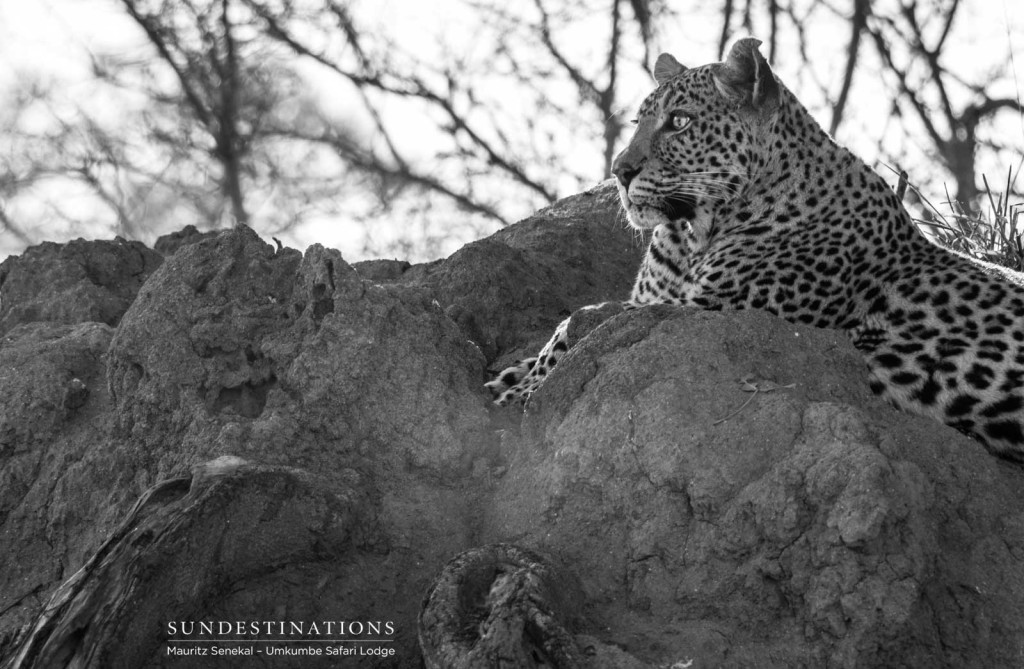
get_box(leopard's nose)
[612,157,644,189]
[614,166,641,188]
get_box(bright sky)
[1,0,1023,262]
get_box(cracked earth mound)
[1,183,1023,668]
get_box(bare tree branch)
[866,22,946,149]
[247,0,557,207]
[120,0,252,226]
[217,0,249,225]
[119,0,214,129]
[898,2,957,128]
[717,0,734,60]
[829,0,870,136]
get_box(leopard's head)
[614,38,780,230]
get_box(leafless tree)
[118,0,282,227]
[865,0,1023,204]
[1,0,352,250]
[242,0,670,224]
[2,0,1021,261]
[0,75,147,242]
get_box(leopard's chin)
[624,205,669,230]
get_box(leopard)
[486,37,1024,463]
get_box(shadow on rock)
[5,457,377,668]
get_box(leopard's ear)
[712,37,779,110]
[653,53,687,85]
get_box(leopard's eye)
[668,112,690,131]
[629,118,639,126]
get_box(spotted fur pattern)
[488,38,1024,462]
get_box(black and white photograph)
[1,1,1023,667]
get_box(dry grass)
[903,168,1024,273]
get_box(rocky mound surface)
[1,182,1022,668]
